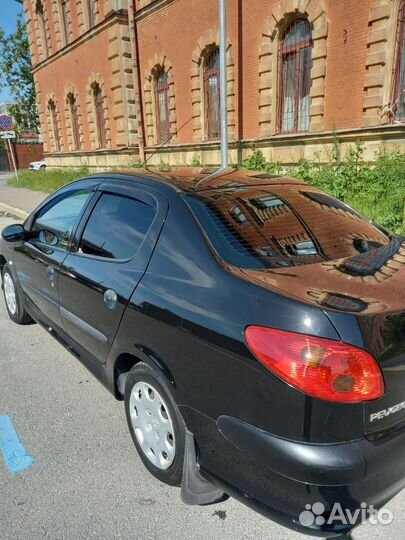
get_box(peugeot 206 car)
[1,168,405,537]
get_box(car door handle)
[46,265,55,282]
[104,289,118,310]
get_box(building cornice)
[144,124,405,153]
[32,10,128,74]
[135,0,177,21]
[43,146,139,158]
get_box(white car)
[29,160,46,171]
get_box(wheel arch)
[114,348,175,399]
[0,255,7,273]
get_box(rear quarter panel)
[110,193,365,444]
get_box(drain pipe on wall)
[128,0,146,164]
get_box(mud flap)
[181,429,228,506]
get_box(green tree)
[0,13,39,133]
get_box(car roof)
[86,167,305,195]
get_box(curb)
[0,203,29,221]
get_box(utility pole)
[7,139,19,182]
[219,0,229,169]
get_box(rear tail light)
[245,326,384,403]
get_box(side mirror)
[1,224,26,243]
[38,229,58,246]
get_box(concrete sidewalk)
[0,172,48,217]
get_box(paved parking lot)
[1,214,405,540]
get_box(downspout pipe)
[128,0,146,164]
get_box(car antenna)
[142,116,193,169]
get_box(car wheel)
[2,265,32,324]
[40,165,46,170]
[125,362,185,486]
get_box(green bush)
[242,148,282,174]
[131,159,144,169]
[294,145,405,234]
[9,145,405,235]
[191,155,202,167]
[242,144,405,235]
[8,167,90,193]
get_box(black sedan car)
[1,168,405,537]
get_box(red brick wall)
[27,0,404,166]
[136,0,374,142]
[137,0,239,144]
[322,0,371,130]
[6,143,44,170]
[35,28,115,152]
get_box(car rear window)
[185,185,392,270]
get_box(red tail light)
[245,326,384,403]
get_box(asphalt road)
[0,214,405,540]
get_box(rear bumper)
[218,416,364,486]
[218,415,405,486]
[213,415,405,536]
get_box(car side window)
[31,190,92,251]
[78,193,155,259]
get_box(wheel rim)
[129,381,176,470]
[4,273,17,315]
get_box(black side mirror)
[1,224,26,243]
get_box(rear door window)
[78,193,155,259]
[185,186,391,270]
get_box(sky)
[0,0,25,102]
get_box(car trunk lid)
[225,249,405,438]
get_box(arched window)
[93,83,107,148]
[278,19,312,133]
[203,47,220,141]
[67,93,80,150]
[392,2,405,122]
[87,0,96,28]
[36,0,49,58]
[154,69,170,143]
[48,100,60,152]
[60,0,70,45]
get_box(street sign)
[0,115,13,131]
[0,127,19,181]
[0,131,16,139]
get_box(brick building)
[23,0,405,169]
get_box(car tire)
[124,362,185,486]
[2,265,33,325]
[40,165,46,170]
